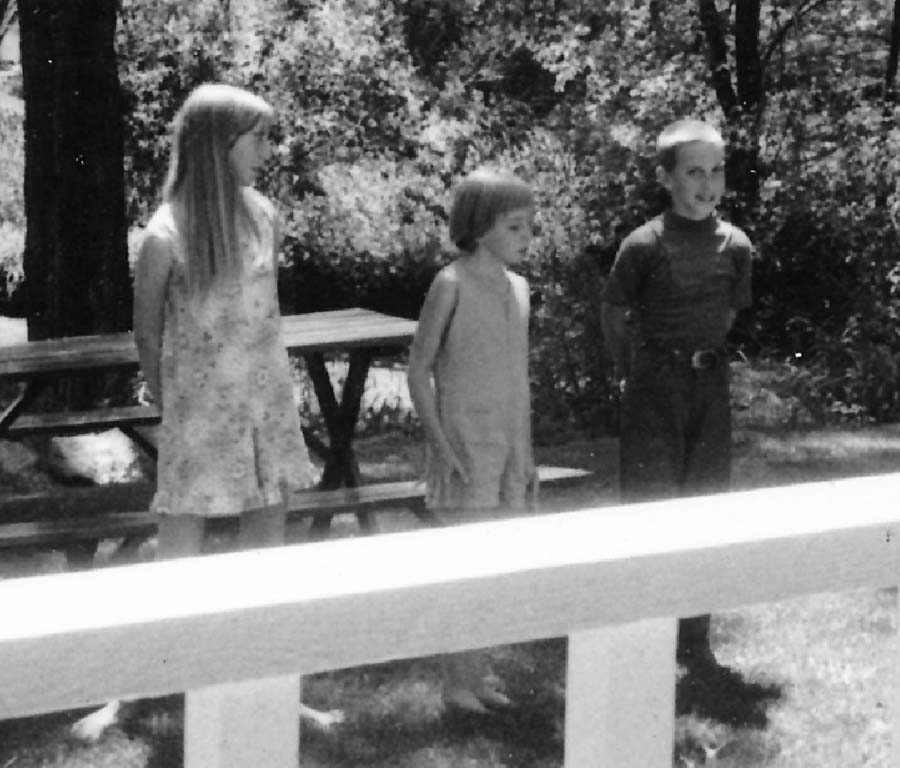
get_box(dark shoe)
[677,652,780,728]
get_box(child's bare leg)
[238,504,345,728]
[441,652,511,714]
[72,515,205,742]
[441,653,488,714]
[70,700,122,742]
[238,504,287,549]
[157,514,206,559]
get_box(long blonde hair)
[163,83,274,294]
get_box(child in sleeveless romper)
[408,168,536,714]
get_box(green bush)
[0,87,23,311]
[116,0,235,224]
[0,222,24,308]
[103,0,900,430]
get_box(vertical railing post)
[893,586,900,768]
[184,674,301,768]
[565,618,678,768]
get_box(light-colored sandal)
[443,686,490,714]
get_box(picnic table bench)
[0,466,593,566]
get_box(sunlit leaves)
[111,0,900,426]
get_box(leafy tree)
[109,0,900,428]
[888,0,900,98]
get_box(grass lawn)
[0,424,898,767]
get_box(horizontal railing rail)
[1,473,900,767]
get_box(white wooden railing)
[2,473,900,767]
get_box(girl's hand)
[435,442,470,486]
[525,456,539,509]
[523,453,537,485]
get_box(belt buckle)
[691,350,715,369]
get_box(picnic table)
[0,308,594,567]
[0,308,418,534]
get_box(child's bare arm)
[727,308,737,331]
[133,231,173,405]
[511,273,536,482]
[601,301,630,380]
[271,211,281,274]
[407,270,469,483]
[255,191,280,276]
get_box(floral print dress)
[147,201,317,518]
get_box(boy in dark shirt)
[602,119,776,724]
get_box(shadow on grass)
[301,702,564,768]
[301,641,566,768]
[0,708,152,768]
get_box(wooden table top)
[0,308,418,378]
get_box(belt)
[640,341,723,370]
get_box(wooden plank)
[184,675,300,768]
[0,334,139,376]
[0,480,423,522]
[5,405,160,435]
[1,473,900,719]
[282,309,416,350]
[0,515,157,547]
[0,470,589,547]
[0,470,580,529]
[0,309,416,377]
[0,481,427,547]
[288,480,425,512]
[0,483,156,523]
[565,620,677,768]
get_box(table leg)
[64,539,99,570]
[302,350,371,535]
[299,426,330,461]
[303,351,340,472]
[121,424,158,462]
[0,377,46,435]
[334,349,370,485]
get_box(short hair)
[448,168,534,253]
[656,119,724,172]
[164,84,275,293]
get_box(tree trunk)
[734,0,762,112]
[697,0,761,215]
[729,0,761,207]
[887,0,900,100]
[18,0,130,343]
[697,0,737,116]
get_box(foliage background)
[3,0,900,435]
